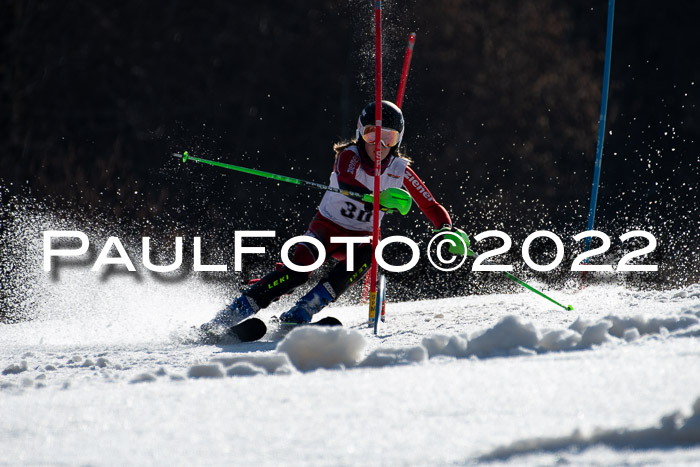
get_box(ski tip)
[315,316,342,326]
[227,317,267,342]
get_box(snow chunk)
[226,362,266,377]
[569,316,591,334]
[422,334,468,358]
[3,361,28,375]
[623,328,640,342]
[606,314,700,337]
[95,357,110,368]
[648,315,699,334]
[359,346,428,368]
[538,329,581,351]
[67,355,83,364]
[130,373,157,384]
[674,327,700,338]
[187,363,225,379]
[81,359,95,368]
[467,315,540,358]
[578,320,613,349]
[1,382,18,391]
[213,353,293,374]
[276,326,366,372]
[444,335,469,358]
[421,334,451,358]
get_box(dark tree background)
[2,0,699,296]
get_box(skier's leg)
[324,242,373,297]
[202,240,320,332]
[280,243,372,324]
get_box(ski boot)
[200,295,258,338]
[279,282,335,324]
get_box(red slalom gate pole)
[362,32,417,307]
[368,0,383,327]
[395,32,416,108]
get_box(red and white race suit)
[318,145,451,232]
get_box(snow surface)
[2,250,700,466]
[2,210,700,465]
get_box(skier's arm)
[335,149,370,194]
[403,166,451,228]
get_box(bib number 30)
[340,202,373,223]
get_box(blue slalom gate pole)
[585,0,615,251]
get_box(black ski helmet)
[356,100,405,146]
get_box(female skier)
[202,100,469,334]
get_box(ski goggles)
[359,125,401,147]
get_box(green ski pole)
[173,151,412,215]
[468,248,573,311]
[503,271,573,311]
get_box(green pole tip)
[567,305,574,311]
[182,151,189,162]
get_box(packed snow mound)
[187,363,225,379]
[212,353,294,375]
[358,345,428,368]
[421,310,699,360]
[480,395,700,460]
[465,315,540,357]
[4,307,697,385]
[179,308,700,377]
[275,326,367,372]
[225,362,268,377]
